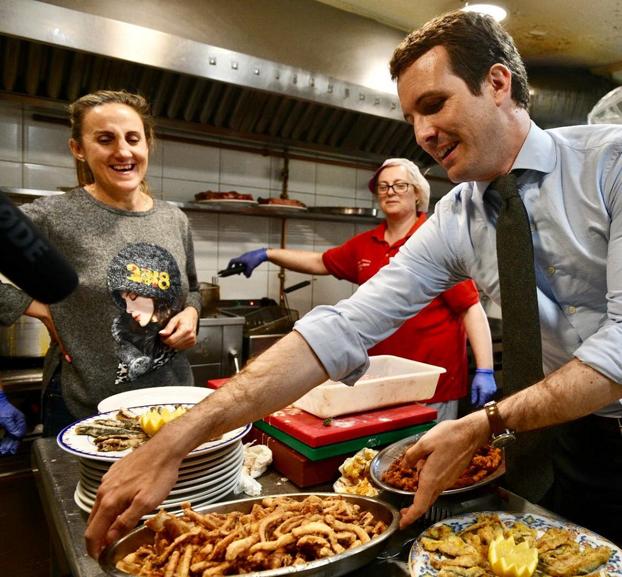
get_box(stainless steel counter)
[32,437,561,577]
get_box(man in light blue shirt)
[349,10,619,543]
[84,10,622,556]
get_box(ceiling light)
[462,3,508,22]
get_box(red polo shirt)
[322,214,479,403]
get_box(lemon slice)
[139,410,164,437]
[488,535,538,577]
[165,406,187,423]
[139,406,188,436]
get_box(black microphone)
[0,191,78,303]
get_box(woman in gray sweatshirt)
[0,91,201,435]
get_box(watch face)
[491,432,516,448]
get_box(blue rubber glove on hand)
[470,368,497,407]
[0,391,27,456]
[0,435,20,456]
[227,248,268,278]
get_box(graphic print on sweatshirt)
[107,243,183,385]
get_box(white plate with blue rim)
[78,443,243,495]
[408,511,622,577]
[97,386,212,413]
[77,441,243,486]
[58,404,250,462]
[77,439,239,472]
[74,472,239,519]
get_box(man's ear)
[487,63,513,106]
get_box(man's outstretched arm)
[85,330,328,558]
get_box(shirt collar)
[370,221,387,242]
[474,121,557,196]
[371,214,427,245]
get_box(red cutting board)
[205,378,230,389]
[264,403,437,447]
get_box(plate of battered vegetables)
[409,511,621,577]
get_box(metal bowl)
[370,434,505,497]
[100,492,400,577]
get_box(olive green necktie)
[487,171,543,392]
[486,172,551,503]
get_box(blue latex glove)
[227,248,268,278]
[0,436,20,456]
[0,391,27,456]
[470,368,497,407]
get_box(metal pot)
[198,282,220,315]
[0,316,50,357]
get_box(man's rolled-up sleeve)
[294,306,371,385]
[575,321,622,385]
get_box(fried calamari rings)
[115,495,388,576]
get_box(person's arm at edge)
[0,380,27,455]
[461,301,493,370]
[266,248,329,275]
[85,329,328,558]
[400,358,622,528]
[462,301,496,405]
[24,299,72,362]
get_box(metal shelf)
[2,188,382,225]
[174,201,382,224]
[1,187,64,200]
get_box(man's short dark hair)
[390,10,530,109]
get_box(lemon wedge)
[165,406,187,423]
[139,406,187,436]
[488,535,538,577]
[139,410,163,437]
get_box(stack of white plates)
[57,398,250,518]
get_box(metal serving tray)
[99,492,400,577]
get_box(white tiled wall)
[0,100,22,186]
[1,99,384,315]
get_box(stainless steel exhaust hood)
[0,0,424,163]
[0,0,615,165]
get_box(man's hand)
[85,330,329,558]
[399,416,488,528]
[226,248,268,278]
[85,431,185,559]
[0,390,27,455]
[159,306,199,350]
[470,368,497,406]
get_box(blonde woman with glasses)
[225,158,495,421]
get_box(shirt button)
[546,266,556,276]
[567,305,577,315]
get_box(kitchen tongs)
[217,263,245,277]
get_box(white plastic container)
[293,355,446,418]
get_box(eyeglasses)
[375,182,415,197]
